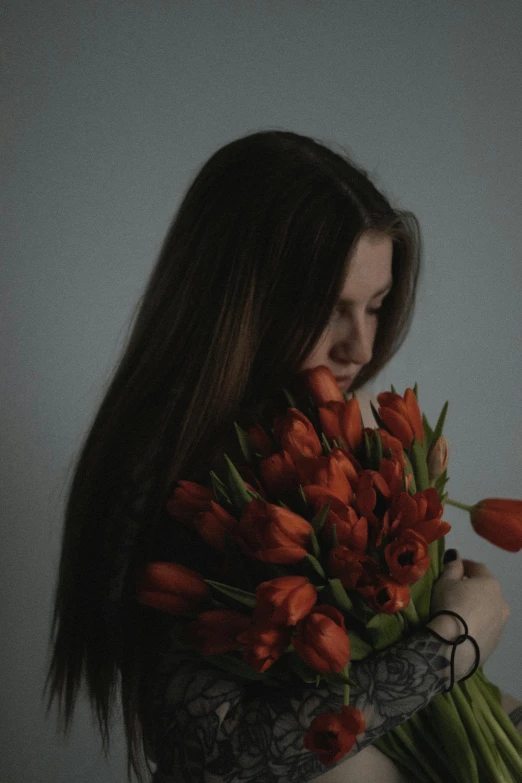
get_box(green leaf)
[309,530,321,559]
[369,401,386,430]
[326,578,353,612]
[286,650,319,683]
[408,555,434,622]
[347,631,373,661]
[282,387,297,408]
[210,471,232,505]
[431,401,449,444]
[413,382,418,399]
[366,611,405,650]
[224,454,253,510]
[422,413,434,448]
[304,553,326,579]
[310,501,331,536]
[390,383,397,394]
[205,579,257,609]
[372,428,384,466]
[298,485,308,506]
[400,598,420,629]
[363,430,373,463]
[325,521,338,549]
[410,438,430,492]
[234,422,254,465]
[321,432,332,454]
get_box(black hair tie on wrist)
[427,610,480,692]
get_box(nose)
[330,315,374,368]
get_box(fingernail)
[444,548,457,563]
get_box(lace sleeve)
[145,625,452,783]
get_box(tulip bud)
[427,436,449,482]
[470,498,522,552]
[186,609,252,655]
[237,624,292,672]
[292,604,351,673]
[300,366,345,406]
[136,562,210,615]
[304,706,366,765]
[254,576,317,626]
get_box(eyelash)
[331,305,382,321]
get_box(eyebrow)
[337,281,393,306]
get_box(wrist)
[426,614,479,685]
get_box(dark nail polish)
[444,548,457,563]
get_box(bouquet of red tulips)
[137,367,522,780]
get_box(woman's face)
[300,232,393,392]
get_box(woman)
[46,130,519,782]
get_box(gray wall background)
[2,2,521,781]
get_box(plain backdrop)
[2,2,521,781]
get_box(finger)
[462,559,494,579]
[440,549,464,580]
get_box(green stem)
[464,677,522,777]
[473,669,522,750]
[343,665,350,706]
[449,683,503,780]
[445,498,474,513]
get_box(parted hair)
[45,129,421,780]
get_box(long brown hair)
[45,129,421,780]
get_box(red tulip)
[304,705,366,765]
[329,447,360,488]
[302,484,349,517]
[167,480,214,524]
[295,454,353,504]
[378,457,406,497]
[391,488,451,544]
[470,498,522,552]
[340,397,364,452]
[136,561,210,615]
[378,429,407,468]
[247,423,274,457]
[318,398,363,453]
[300,365,345,405]
[323,506,368,553]
[193,501,237,551]
[186,609,252,655]
[385,529,431,584]
[274,408,323,462]
[355,470,392,525]
[292,605,351,673]
[237,624,292,673]
[259,449,300,498]
[328,545,364,590]
[254,576,317,626]
[358,576,411,614]
[235,499,313,564]
[317,402,344,443]
[377,388,424,448]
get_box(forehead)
[337,234,393,303]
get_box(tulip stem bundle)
[138,367,522,777]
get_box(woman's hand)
[427,550,510,682]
